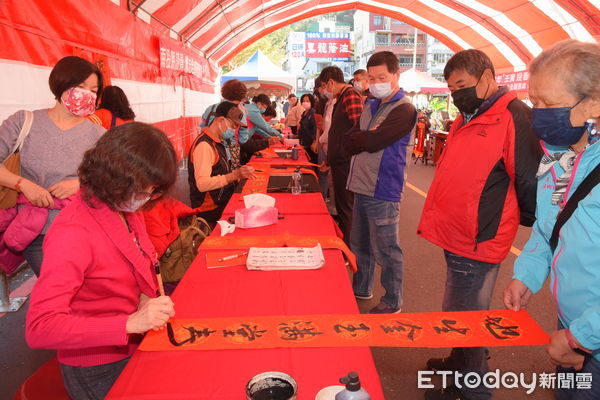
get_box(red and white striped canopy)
[138,0,600,72]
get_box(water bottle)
[291,144,299,160]
[335,372,370,400]
[291,167,302,195]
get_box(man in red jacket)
[418,50,542,400]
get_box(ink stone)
[248,377,295,400]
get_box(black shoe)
[424,385,469,400]
[426,357,457,371]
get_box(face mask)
[451,74,486,115]
[532,102,587,146]
[324,90,334,99]
[301,102,311,111]
[115,193,149,213]
[354,81,363,93]
[61,87,97,117]
[370,82,393,99]
[259,107,266,114]
[222,128,235,141]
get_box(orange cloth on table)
[200,231,357,273]
[269,167,317,179]
[87,109,133,130]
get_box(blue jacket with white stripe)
[345,89,417,202]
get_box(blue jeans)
[351,194,403,309]
[23,234,44,277]
[443,250,500,400]
[556,321,600,399]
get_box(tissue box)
[235,206,278,229]
[243,193,276,209]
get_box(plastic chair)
[13,358,70,400]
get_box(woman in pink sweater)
[26,122,178,400]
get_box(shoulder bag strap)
[550,161,600,252]
[13,110,33,154]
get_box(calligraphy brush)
[154,259,180,346]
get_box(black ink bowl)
[246,371,297,400]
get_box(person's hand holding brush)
[126,295,175,333]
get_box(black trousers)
[330,162,354,246]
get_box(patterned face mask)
[61,87,97,117]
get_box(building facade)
[353,11,427,72]
[426,35,454,81]
[283,16,355,93]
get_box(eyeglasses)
[136,188,163,201]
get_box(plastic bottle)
[334,372,371,400]
[291,167,302,195]
[291,144,299,160]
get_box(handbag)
[0,110,34,209]
[159,215,211,283]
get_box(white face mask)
[370,82,394,99]
[115,193,150,213]
[354,81,363,93]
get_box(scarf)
[537,150,577,205]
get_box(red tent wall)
[0,0,219,159]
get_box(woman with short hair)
[244,93,282,139]
[504,39,600,399]
[0,55,105,275]
[26,122,178,400]
[89,85,135,129]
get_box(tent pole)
[412,27,418,70]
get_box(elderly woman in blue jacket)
[243,94,282,141]
[504,39,600,399]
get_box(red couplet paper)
[139,310,548,352]
[241,166,270,195]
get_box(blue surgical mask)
[222,128,235,141]
[532,100,587,146]
[259,107,266,114]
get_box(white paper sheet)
[246,244,325,270]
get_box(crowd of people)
[0,40,599,399]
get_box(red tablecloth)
[107,185,383,400]
[222,193,330,216]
